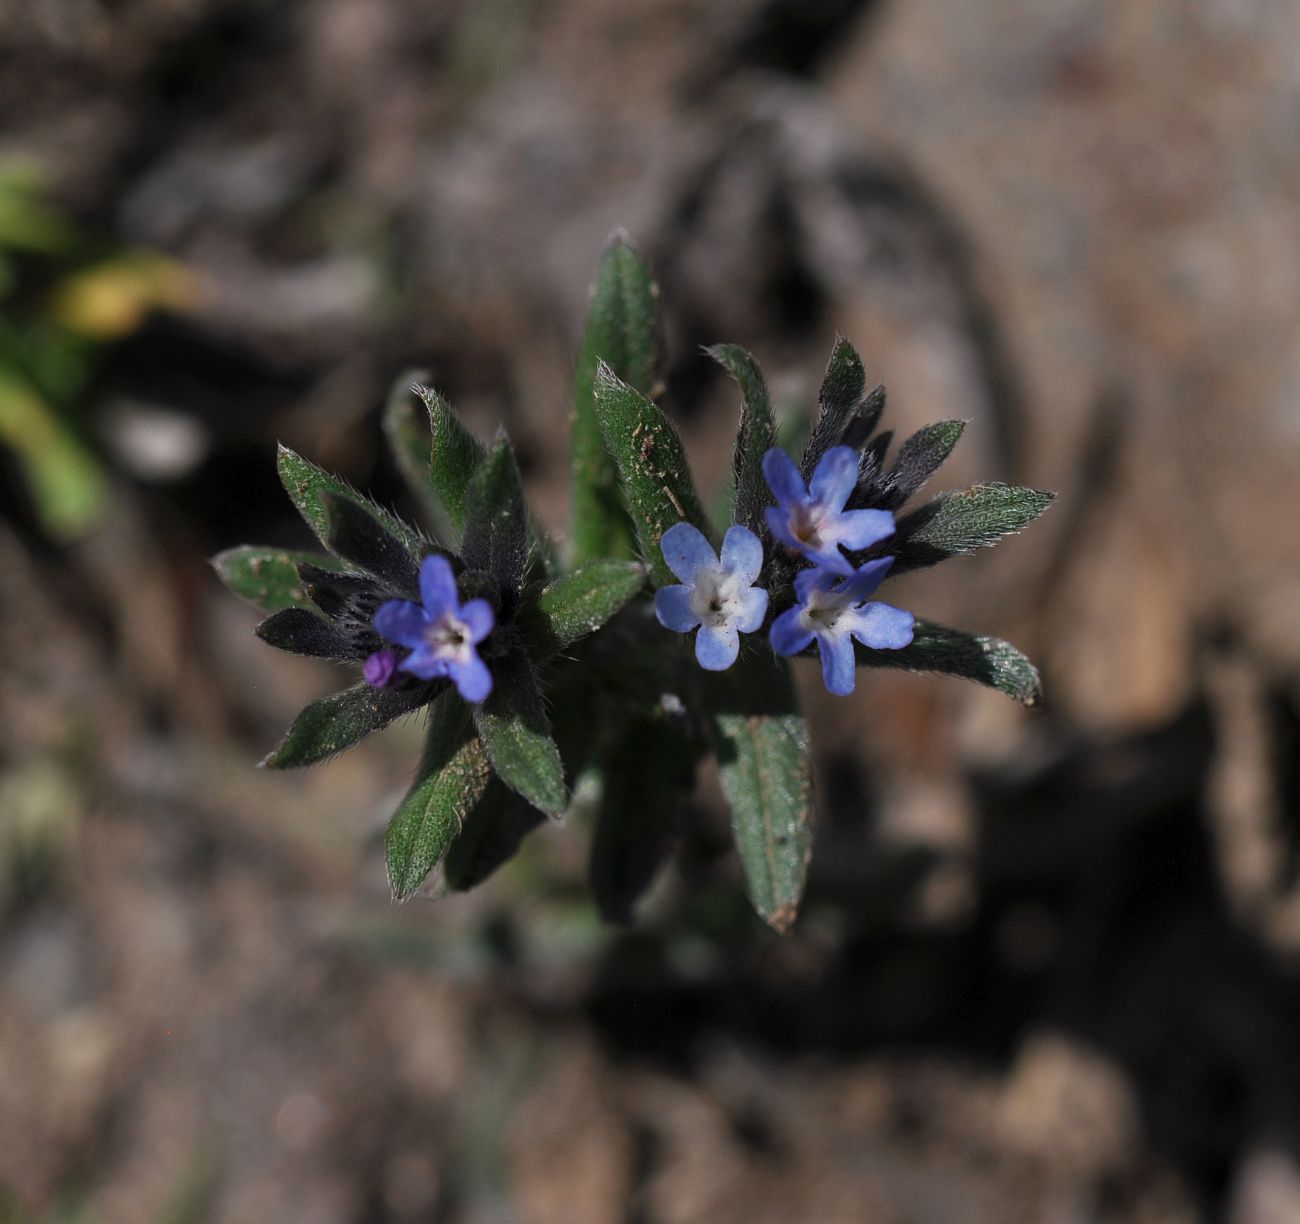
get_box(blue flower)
[769,558,914,696]
[372,554,495,702]
[654,522,768,671]
[762,445,896,575]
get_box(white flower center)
[789,503,826,549]
[689,566,744,629]
[425,612,473,663]
[800,587,852,634]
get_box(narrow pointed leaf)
[277,444,426,558]
[255,607,358,660]
[517,560,646,657]
[803,335,867,474]
[708,344,776,535]
[443,779,545,891]
[212,546,344,613]
[321,492,422,595]
[386,693,493,900]
[889,483,1055,572]
[879,420,965,508]
[413,383,486,546]
[704,653,813,933]
[460,435,528,591]
[382,369,442,523]
[855,620,1043,706]
[593,363,709,587]
[471,649,566,818]
[261,681,433,769]
[570,231,661,564]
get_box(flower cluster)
[653,444,915,696]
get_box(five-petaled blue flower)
[371,554,495,702]
[769,558,914,696]
[763,445,896,575]
[654,522,768,671]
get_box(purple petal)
[793,565,837,605]
[762,447,806,509]
[399,645,448,682]
[374,599,430,649]
[819,631,857,696]
[449,654,493,703]
[654,584,700,633]
[733,586,768,634]
[804,545,854,576]
[849,602,915,651]
[769,607,814,656]
[660,522,717,584]
[695,622,740,671]
[809,446,859,511]
[720,524,764,585]
[831,508,895,552]
[765,505,802,553]
[363,649,399,688]
[419,554,458,617]
[459,598,495,644]
[841,556,894,603]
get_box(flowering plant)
[214,233,1053,931]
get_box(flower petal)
[793,565,837,605]
[809,446,859,511]
[374,599,430,649]
[459,598,495,644]
[660,522,717,584]
[654,584,700,633]
[449,654,493,702]
[695,622,740,671]
[769,607,814,656]
[819,631,857,696]
[363,650,399,688]
[841,556,894,603]
[804,545,854,576]
[765,505,802,553]
[849,602,915,650]
[419,554,458,617]
[720,524,764,584]
[399,645,448,681]
[830,507,895,552]
[762,447,806,508]
[733,586,768,634]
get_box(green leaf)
[803,335,869,473]
[471,650,566,818]
[593,363,709,587]
[255,607,354,659]
[261,681,432,769]
[707,344,776,535]
[321,492,421,594]
[570,231,661,564]
[517,560,646,658]
[443,779,544,891]
[855,620,1043,706]
[277,444,426,558]
[382,368,442,523]
[460,434,528,590]
[891,483,1055,572]
[386,693,493,900]
[414,382,487,546]
[881,419,965,508]
[705,653,813,933]
[212,546,344,612]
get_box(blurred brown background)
[3,2,1300,1221]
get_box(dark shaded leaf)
[708,343,777,535]
[888,483,1055,572]
[443,779,545,891]
[297,564,377,619]
[879,419,965,508]
[413,382,487,547]
[593,362,709,588]
[212,546,343,613]
[517,560,646,658]
[382,369,442,524]
[255,607,358,660]
[386,693,493,900]
[802,335,866,474]
[321,492,422,596]
[261,681,433,769]
[570,231,660,564]
[471,649,566,818]
[855,619,1043,706]
[460,435,528,592]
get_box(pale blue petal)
[841,556,894,603]
[805,545,854,576]
[654,585,700,633]
[374,599,430,649]
[762,447,806,508]
[399,645,448,682]
[769,607,813,656]
[832,508,895,552]
[809,446,859,511]
[459,598,495,644]
[419,554,458,617]
[449,654,493,702]
[695,622,739,671]
[765,505,802,553]
[661,522,717,583]
[733,586,768,634]
[793,565,837,605]
[819,631,857,696]
[849,602,915,650]
[720,524,764,584]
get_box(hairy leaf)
[321,492,422,596]
[803,335,868,474]
[708,343,777,535]
[856,619,1043,706]
[518,560,646,657]
[386,693,493,900]
[460,435,528,592]
[443,779,545,891]
[593,363,709,587]
[255,607,357,660]
[472,649,566,818]
[879,419,965,508]
[889,483,1055,572]
[212,546,343,613]
[570,230,660,564]
[382,369,442,524]
[261,681,432,769]
[413,383,487,546]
